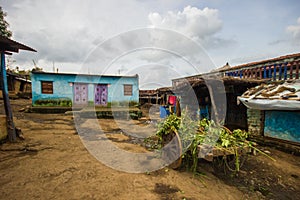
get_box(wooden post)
[288,62,293,79]
[255,68,259,79]
[296,61,299,80]
[273,64,277,81]
[278,64,282,80]
[0,52,16,142]
[283,62,287,80]
[259,67,262,79]
[175,98,181,117]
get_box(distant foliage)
[31,67,44,72]
[0,6,12,38]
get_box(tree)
[0,6,12,38]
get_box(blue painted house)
[31,71,139,107]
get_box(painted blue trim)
[1,53,8,95]
[263,66,267,78]
[268,66,272,78]
[264,111,300,143]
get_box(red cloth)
[168,96,176,105]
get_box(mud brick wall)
[247,109,263,136]
[0,115,7,141]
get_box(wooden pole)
[296,61,299,80]
[175,98,181,117]
[288,62,293,80]
[1,52,16,142]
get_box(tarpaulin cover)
[238,80,300,110]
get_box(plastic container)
[160,106,170,118]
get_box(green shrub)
[33,98,72,107]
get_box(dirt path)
[0,100,299,200]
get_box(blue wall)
[264,111,300,143]
[31,72,139,106]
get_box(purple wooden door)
[94,84,108,105]
[74,83,88,105]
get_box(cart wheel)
[162,131,182,169]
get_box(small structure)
[31,71,139,107]
[0,70,31,98]
[139,89,157,105]
[139,87,174,105]
[0,35,36,142]
[239,80,300,146]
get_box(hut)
[174,76,264,130]
[0,35,36,141]
[0,70,31,99]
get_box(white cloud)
[3,1,298,89]
[286,17,300,43]
[81,28,216,89]
[3,0,149,71]
[2,2,231,88]
[148,6,223,46]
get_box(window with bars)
[41,81,53,94]
[124,84,133,96]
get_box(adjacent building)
[0,70,31,99]
[172,53,300,131]
[172,53,300,88]
[239,80,300,145]
[174,76,263,130]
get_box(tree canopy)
[0,6,12,38]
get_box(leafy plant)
[156,113,269,173]
[156,114,181,141]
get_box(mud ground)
[0,99,299,200]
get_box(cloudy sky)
[1,0,300,89]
